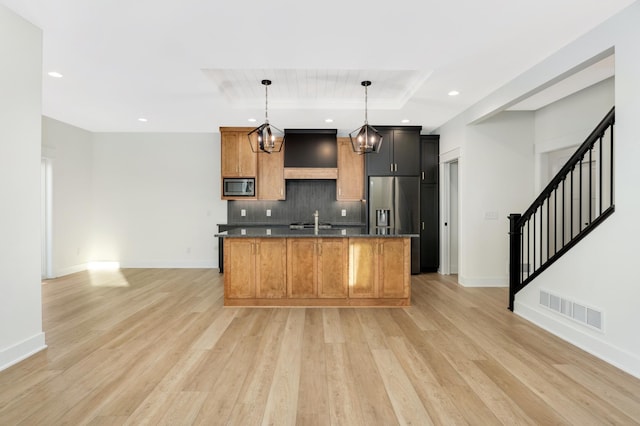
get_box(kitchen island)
[215,227,417,307]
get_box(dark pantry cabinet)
[420,135,439,272]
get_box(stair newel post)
[508,214,522,311]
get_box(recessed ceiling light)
[248,118,257,122]
[325,118,334,123]
[401,119,410,123]
[138,118,148,122]
[48,71,63,78]
[448,90,460,96]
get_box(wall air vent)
[539,290,603,332]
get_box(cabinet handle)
[390,163,393,172]
[395,163,398,172]
[251,242,255,254]
[422,171,425,180]
[422,222,425,230]
[256,242,260,255]
[380,242,384,255]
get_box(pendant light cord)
[364,84,368,125]
[264,83,269,123]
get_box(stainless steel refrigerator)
[368,176,421,274]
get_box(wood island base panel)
[222,236,411,307]
[224,297,410,307]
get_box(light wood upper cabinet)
[287,238,348,299]
[221,131,361,201]
[258,139,285,200]
[220,127,257,177]
[349,237,410,299]
[337,137,364,200]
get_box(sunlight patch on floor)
[88,261,129,287]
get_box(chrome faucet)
[313,210,319,234]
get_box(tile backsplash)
[228,180,365,225]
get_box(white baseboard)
[0,333,47,372]
[515,301,640,380]
[52,261,218,277]
[118,260,217,269]
[54,263,88,278]
[459,275,508,287]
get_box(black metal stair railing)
[508,107,615,311]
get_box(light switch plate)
[484,211,499,220]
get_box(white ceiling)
[0,0,635,133]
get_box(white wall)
[535,78,615,154]
[0,5,46,370]
[534,78,615,192]
[436,2,640,377]
[438,111,535,286]
[42,117,94,277]
[90,132,225,267]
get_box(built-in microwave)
[223,178,255,197]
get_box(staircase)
[508,107,615,311]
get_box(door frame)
[440,148,461,276]
[41,157,53,279]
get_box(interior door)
[449,161,459,274]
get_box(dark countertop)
[215,227,417,238]
[217,223,366,227]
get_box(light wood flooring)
[1,269,640,425]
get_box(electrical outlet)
[341,209,347,217]
[241,209,246,217]
[266,229,271,235]
[266,209,271,217]
[240,229,246,235]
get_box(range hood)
[283,129,338,179]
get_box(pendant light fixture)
[349,80,383,154]
[248,79,284,153]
